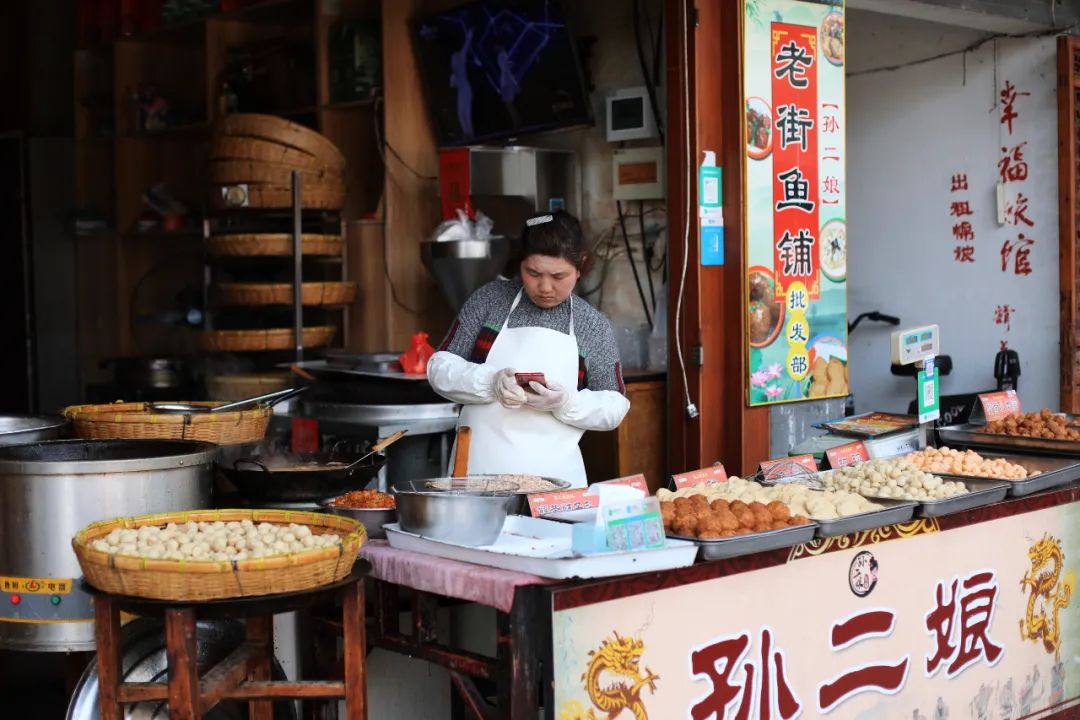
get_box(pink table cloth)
[359,540,553,613]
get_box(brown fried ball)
[766,501,791,522]
[709,499,731,514]
[789,515,810,526]
[735,510,756,529]
[734,527,753,535]
[770,520,789,530]
[661,503,675,524]
[720,530,737,537]
[672,517,698,537]
[689,494,709,508]
[673,497,692,512]
[717,510,739,531]
[729,500,750,515]
[699,528,724,539]
[751,507,771,527]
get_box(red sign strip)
[825,441,869,470]
[771,22,820,301]
[672,465,729,490]
[975,390,1022,424]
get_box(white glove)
[525,381,569,412]
[554,389,630,431]
[427,351,500,405]
[493,368,528,408]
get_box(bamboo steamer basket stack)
[208,114,347,210]
[73,509,365,601]
[64,401,271,445]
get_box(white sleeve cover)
[553,388,631,432]
[426,351,499,405]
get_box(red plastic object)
[399,332,435,375]
[514,373,546,392]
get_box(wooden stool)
[85,562,369,720]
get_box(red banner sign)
[771,23,820,301]
[672,465,729,490]
[825,441,870,470]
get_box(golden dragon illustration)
[1019,534,1075,660]
[560,632,660,720]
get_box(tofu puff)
[659,481,812,539]
[658,476,883,521]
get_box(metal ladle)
[148,387,308,414]
[341,429,409,470]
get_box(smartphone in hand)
[514,372,547,394]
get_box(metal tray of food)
[929,452,1080,497]
[814,499,918,538]
[937,423,1080,457]
[862,478,1010,518]
[668,522,818,561]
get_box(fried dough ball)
[709,499,731,514]
[767,501,791,522]
[660,504,675,526]
[699,529,724,539]
[736,510,756,529]
[673,497,692,512]
[790,514,810,525]
[672,517,698,537]
[717,510,739,531]
[770,520,789,530]
[689,494,709,509]
[729,500,750,515]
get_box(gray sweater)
[437,279,625,393]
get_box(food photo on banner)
[744,0,847,406]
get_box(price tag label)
[973,390,1022,424]
[527,489,599,518]
[290,417,319,453]
[759,454,817,482]
[672,464,729,489]
[603,474,649,492]
[825,441,869,469]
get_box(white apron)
[451,290,587,487]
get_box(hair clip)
[526,214,554,227]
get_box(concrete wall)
[846,9,1060,413]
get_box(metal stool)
[85,562,369,720]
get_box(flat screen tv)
[413,0,592,147]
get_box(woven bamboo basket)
[217,114,347,170]
[216,281,358,307]
[209,182,346,211]
[208,137,326,171]
[205,233,343,257]
[196,326,336,352]
[208,159,343,187]
[73,509,365,601]
[207,373,291,402]
[63,402,270,444]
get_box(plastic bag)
[431,209,493,243]
[399,332,435,374]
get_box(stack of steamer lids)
[208,114,347,210]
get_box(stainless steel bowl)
[393,479,517,546]
[318,500,397,540]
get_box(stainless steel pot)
[0,415,67,446]
[0,440,215,652]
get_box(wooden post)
[665,0,770,476]
[342,579,367,720]
[244,615,275,720]
[94,595,123,720]
[1058,37,1080,413]
[165,607,201,720]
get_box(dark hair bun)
[520,210,592,273]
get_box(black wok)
[216,452,386,503]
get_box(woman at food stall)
[427,210,630,488]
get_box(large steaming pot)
[0,439,215,652]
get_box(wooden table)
[85,562,370,720]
